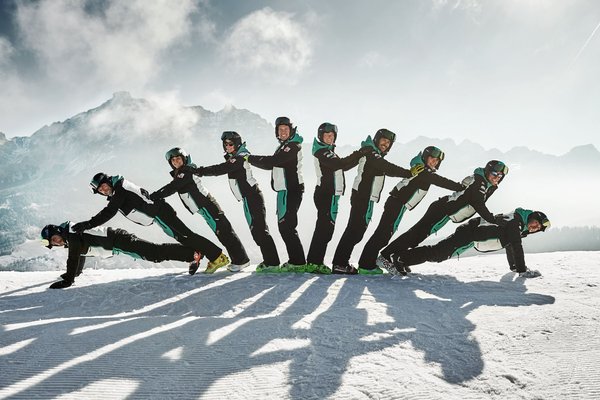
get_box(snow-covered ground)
[1,251,599,399]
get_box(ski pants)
[112,229,197,262]
[359,195,407,268]
[276,190,306,265]
[243,190,280,266]
[195,194,249,265]
[332,192,375,267]
[382,199,450,259]
[306,190,340,265]
[399,219,497,267]
[153,202,222,261]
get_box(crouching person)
[380,208,550,278]
[42,222,201,289]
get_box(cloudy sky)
[1,0,599,154]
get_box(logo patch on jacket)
[283,146,291,152]
[177,173,185,178]
[229,158,237,163]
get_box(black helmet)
[90,172,112,194]
[165,147,192,169]
[221,131,243,152]
[275,116,296,140]
[317,122,338,143]
[373,128,396,154]
[528,211,551,232]
[421,146,445,170]
[41,223,68,249]
[484,160,508,182]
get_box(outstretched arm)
[429,173,466,192]
[248,144,299,169]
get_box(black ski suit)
[195,144,280,266]
[76,176,222,261]
[397,209,533,273]
[150,165,249,265]
[59,224,196,283]
[306,139,362,265]
[381,168,499,260]
[358,160,464,268]
[248,134,305,265]
[332,138,412,267]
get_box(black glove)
[359,146,372,155]
[193,167,205,176]
[494,214,508,226]
[50,280,73,289]
[148,192,162,202]
[71,221,92,233]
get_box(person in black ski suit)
[149,147,249,272]
[381,208,550,278]
[331,129,421,275]
[358,146,465,271]
[378,160,509,270]
[305,122,362,274]
[247,117,306,272]
[42,222,201,289]
[194,131,280,271]
[71,173,228,275]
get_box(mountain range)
[1,92,598,257]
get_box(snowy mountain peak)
[0,132,6,146]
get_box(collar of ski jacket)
[279,132,303,146]
[312,137,335,155]
[361,135,386,156]
[225,142,250,159]
[169,164,197,177]
[473,167,493,188]
[514,207,534,234]
[106,175,124,199]
[412,151,438,173]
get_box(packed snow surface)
[1,251,599,399]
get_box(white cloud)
[0,37,14,66]
[15,0,198,89]
[221,7,313,83]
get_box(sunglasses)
[224,141,235,147]
[490,171,504,178]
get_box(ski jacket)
[351,135,412,202]
[437,167,498,223]
[312,138,362,197]
[151,164,214,214]
[465,208,535,272]
[88,176,159,228]
[390,153,464,209]
[62,224,123,280]
[195,143,259,201]
[248,134,304,193]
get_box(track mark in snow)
[3,273,246,331]
[292,279,345,330]
[0,316,199,398]
[0,338,36,356]
[54,378,139,400]
[70,317,144,335]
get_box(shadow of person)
[0,271,555,399]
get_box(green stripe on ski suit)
[330,195,340,222]
[112,247,142,260]
[430,215,451,235]
[451,242,475,258]
[277,190,287,221]
[365,200,375,225]
[197,207,217,233]
[392,205,407,234]
[515,207,534,234]
[242,197,253,226]
[154,216,175,238]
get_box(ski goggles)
[320,123,338,134]
[377,129,396,142]
[489,163,509,177]
[223,140,235,147]
[424,146,444,160]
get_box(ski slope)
[1,251,599,399]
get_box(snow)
[1,251,599,399]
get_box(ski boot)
[204,253,230,274]
[331,264,358,275]
[280,262,306,273]
[305,263,332,274]
[189,251,204,275]
[228,260,250,272]
[255,263,281,273]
